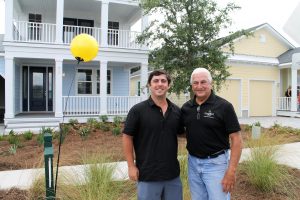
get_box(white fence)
[62,96,141,116]
[13,21,142,49]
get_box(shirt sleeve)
[123,106,139,136]
[223,103,241,134]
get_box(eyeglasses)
[197,106,200,120]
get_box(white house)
[1,0,150,133]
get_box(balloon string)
[54,60,80,194]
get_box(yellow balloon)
[70,34,99,62]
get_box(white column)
[291,53,300,112]
[4,0,14,41]
[55,0,64,43]
[4,57,15,118]
[55,59,63,118]
[140,62,148,100]
[101,1,109,47]
[100,60,108,114]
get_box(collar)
[188,90,216,107]
[147,96,174,109]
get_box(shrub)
[41,127,53,135]
[87,118,98,127]
[99,122,110,132]
[99,115,108,123]
[113,116,122,126]
[0,135,4,141]
[23,130,33,140]
[252,121,261,127]
[242,134,299,197]
[36,133,44,146]
[112,126,121,136]
[8,144,18,155]
[78,127,91,139]
[8,130,20,146]
[69,118,79,127]
[59,124,71,143]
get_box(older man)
[181,67,243,200]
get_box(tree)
[138,0,249,94]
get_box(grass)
[28,152,136,200]
[241,133,300,198]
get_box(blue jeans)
[188,152,230,200]
[137,176,182,200]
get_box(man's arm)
[122,133,139,181]
[222,132,243,192]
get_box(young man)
[181,68,243,200]
[123,70,183,200]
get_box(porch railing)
[63,25,101,44]
[277,97,291,111]
[12,21,142,49]
[13,21,56,43]
[62,96,141,116]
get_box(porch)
[276,97,300,117]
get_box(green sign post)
[44,132,55,199]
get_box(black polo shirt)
[181,91,241,157]
[123,97,184,181]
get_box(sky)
[0,0,299,45]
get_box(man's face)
[148,74,170,98]
[191,72,212,99]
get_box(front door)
[29,67,46,111]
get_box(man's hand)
[128,165,139,181]
[221,169,236,193]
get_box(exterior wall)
[216,79,241,117]
[226,63,279,116]
[223,28,290,57]
[62,64,76,96]
[112,67,130,96]
[130,75,140,96]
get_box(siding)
[112,67,129,96]
[62,64,76,96]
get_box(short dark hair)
[147,70,171,85]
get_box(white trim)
[75,67,112,96]
[226,54,279,65]
[279,63,292,69]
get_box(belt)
[190,149,226,159]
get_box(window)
[28,13,42,40]
[77,69,92,94]
[97,70,111,95]
[108,21,119,45]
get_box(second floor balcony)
[5,0,148,50]
[12,21,142,49]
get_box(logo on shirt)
[203,110,215,119]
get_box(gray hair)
[190,68,212,84]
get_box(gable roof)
[248,23,295,49]
[278,47,300,64]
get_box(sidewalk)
[238,116,300,128]
[1,142,300,190]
